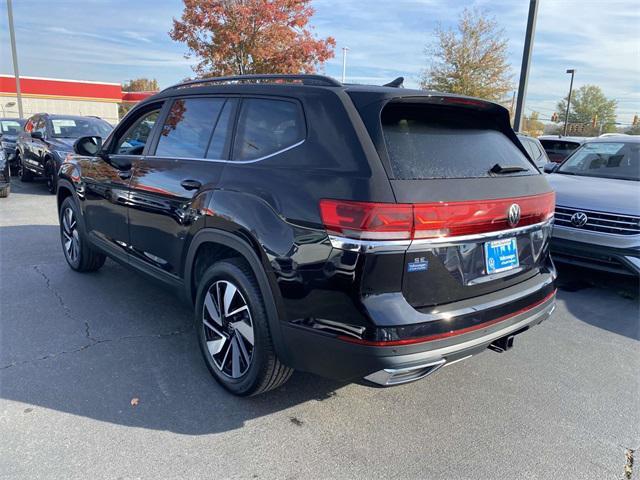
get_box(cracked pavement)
[1,181,639,480]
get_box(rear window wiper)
[489,163,529,174]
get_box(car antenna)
[383,77,404,88]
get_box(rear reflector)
[320,192,555,241]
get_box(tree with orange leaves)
[170,0,335,77]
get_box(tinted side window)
[206,100,234,160]
[115,110,160,155]
[234,99,304,161]
[156,98,224,158]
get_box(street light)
[0,102,16,116]
[563,69,576,136]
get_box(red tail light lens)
[320,192,555,241]
[319,199,413,240]
[413,192,555,239]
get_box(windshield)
[557,142,639,181]
[49,117,112,139]
[0,120,24,135]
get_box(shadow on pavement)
[555,263,639,340]
[0,224,346,436]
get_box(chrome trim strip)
[328,235,411,253]
[329,220,553,253]
[409,220,553,249]
[364,359,446,386]
[148,139,305,165]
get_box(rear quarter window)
[233,98,305,161]
[382,104,536,179]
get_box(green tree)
[421,8,512,101]
[119,78,159,118]
[557,85,617,134]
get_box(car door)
[81,104,164,257]
[30,116,48,174]
[127,96,236,278]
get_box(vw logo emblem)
[507,204,521,227]
[570,212,588,227]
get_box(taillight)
[413,192,555,239]
[320,192,555,241]
[319,199,413,240]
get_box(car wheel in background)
[17,155,33,183]
[59,197,106,272]
[195,258,293,396]
[46,160,57,194]
[0,184,9,198]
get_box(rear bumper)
[281,281,556,384]
[551,237,640,276]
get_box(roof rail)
[164,74,342,91]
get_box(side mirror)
[543,162,558,174]
[74,136,103,156]
[31,131,44,140]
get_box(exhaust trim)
[364,358,446,386]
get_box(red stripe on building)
[0,75,122,101]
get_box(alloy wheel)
[202,280,255,378]
[61,207,80,264]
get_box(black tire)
[195,258,293,396]
[0,184,9,198]
[18,155,33,182]
[59,197,106,272]
[45,160,57,194]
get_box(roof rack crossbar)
[164,74,342,91]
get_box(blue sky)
[1,0,638,124]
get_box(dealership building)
[0,74,155,125]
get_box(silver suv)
[545,136,640,276]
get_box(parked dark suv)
[16,113,112,193]
[58,74,557,396]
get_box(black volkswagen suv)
[58,74,556,396]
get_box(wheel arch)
[185,228,291,365]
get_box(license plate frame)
[484,237,519,275]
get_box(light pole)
[341,47,349,83]
[563,69,575,136]
[7,0,24,118]
[513,0,539,132]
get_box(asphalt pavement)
[1,180,639,480]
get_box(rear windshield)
[539,140,580,152]
[381,104,536,179]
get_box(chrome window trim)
[145,139,305,164]
[328,219,553,253]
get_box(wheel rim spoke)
[235,333,251,365]
[230,337,241,378]
[206,337,226,356]
[222,283,237,317]
[231,320,254,345]
[204,292,222,325]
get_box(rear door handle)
[181,179,202,191]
